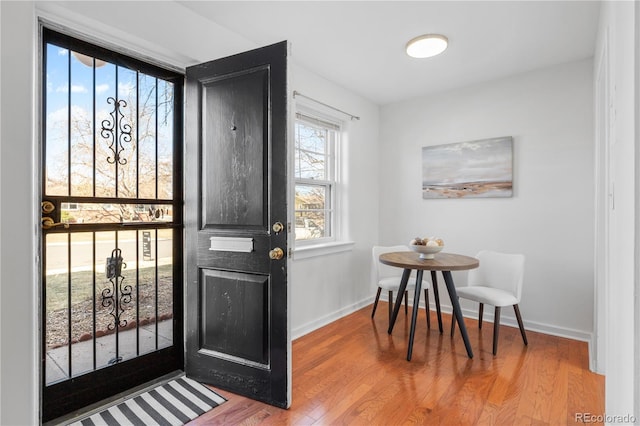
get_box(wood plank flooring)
[188,303,604,425]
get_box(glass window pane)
[46,44,70,196]
[138,74,158,199]
[296,122,327,153]
[116,67,138,198]
[45,233,70,384]
[116,230,137,363]
[95,62,117,197]
[295,150,326,180]
[157,80,174,200]
[295,211,327,240]
[46,44,175,202]
[295,184,326,210]
[295,121,328,180]
[60,202,173,224]
[94,231,116,370]
[157,228,173,350]
[70,232,96,377]
[137,229,174,354]
[69,50,95,197]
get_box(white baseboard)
[460,307,593,342]
[293,294,594,349]
[292,297,373,340]
[428,301,593,343]
[453,303,597,372]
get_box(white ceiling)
[178,1,601,105]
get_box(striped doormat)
[68,376,226,426]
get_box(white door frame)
[593,26,610,374]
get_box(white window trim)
[293,240,355,260]
[291,102,353,258]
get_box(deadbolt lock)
[272,222,284,234]
[41,201,56,214]
[269,247,284,260]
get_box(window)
[294,112,340,244]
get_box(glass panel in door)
[41,28,183,422]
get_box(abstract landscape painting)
[422,136,513,199]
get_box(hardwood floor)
[188,303,604,425]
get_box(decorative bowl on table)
[409,237,444,259]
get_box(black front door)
[184,41,290,408]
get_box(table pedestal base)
[388,269,473,360]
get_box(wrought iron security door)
[41,28,184,422]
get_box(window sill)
[292,240,355,260]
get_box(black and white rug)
[67,376,226,426]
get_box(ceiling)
[178,1,601,105]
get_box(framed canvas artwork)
[422,136,513,199]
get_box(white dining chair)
[451,250,527,355]
[372,245,438,329]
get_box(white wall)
[289,65,380,338]
[595,1,638,419]
[1,2,38,424]
[379,59,595,341]
[0,1,381,423]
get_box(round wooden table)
[379,251,479,360]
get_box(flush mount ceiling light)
[72,51,107,68]
[405,34,448,58]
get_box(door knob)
[41,217,70,230]
[269,247,284,260]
